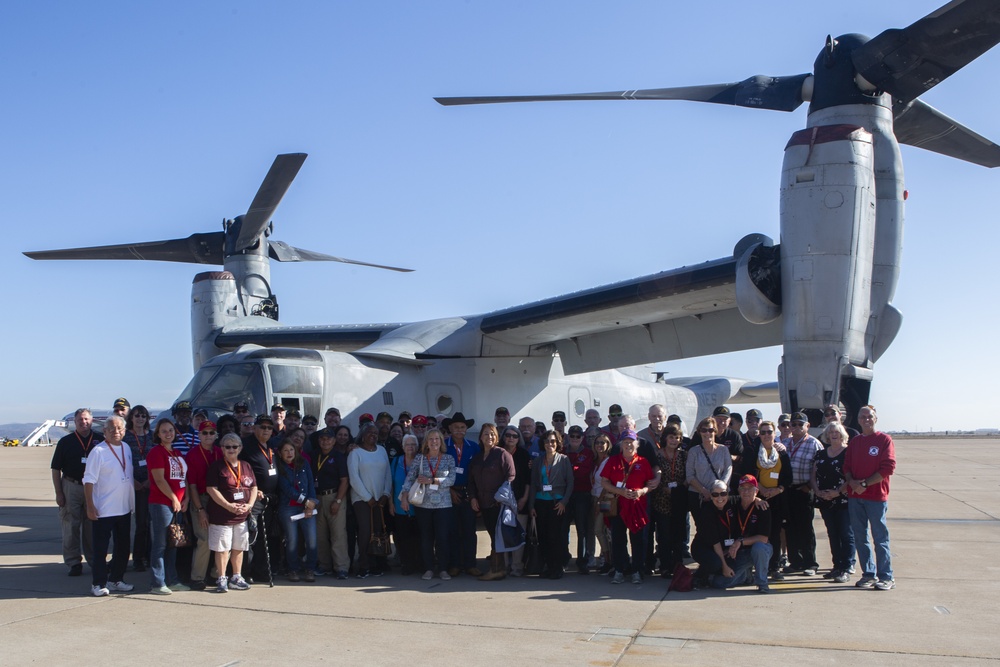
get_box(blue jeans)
[849,498,892,581]
[819,503,856,572]
[279,507,318,573]
[149,503,178,587]
[712,542,773,588]
[416,506,453,572]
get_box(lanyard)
[227,460,242,487]
[258,442,273,466]
[134,431,149,456]
[622,455,638,485]
[318,452,331,469]
[198,445,215,467]
[75,431,94,455]
[453,439,463,465]
[427,454,441,478]
[107,443,127,475]
[737,505,753,536]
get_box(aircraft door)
[568,386,592,428]
[266,364,324,420]
[426,383,462,418]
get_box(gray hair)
[401,433,418,448]
[220,433,242,449]
[105,415,125,430]
[711,480,728,493]
[823,422,849,444]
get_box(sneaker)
[874,579,895,591]
[611,572,625,584]
[757,583,770,593]
[336,570,349,580]
[313,569,329,577]
[587,557,598,568]
[847,565,856,574]
[833,571,850,584]
[421,570,434,581]
[189,581,207,591]
[439,570,452,581]
[769,569,785,581]
[856,575,877,589]
[599,562,614,575]
[509,567,523,577]
[108,580,134,592]
[631,572,643,585]
[303,570,316,583]
[69,564,83,577]
[91,584,109,597]
[803,568,817,576]
[150,585,172,595]
[229,574,250,591]
[781,565,799,574]
[823,570,836,579]
[168,583,191,592]
[355,569,370,579]
[287,570,300,582]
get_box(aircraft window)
[175,366,221,405]
[187,363,266,414]
[574,399,586,417]
[436,394,453,413]
[268,365,322,395]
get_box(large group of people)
[51,397,896,596]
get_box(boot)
[479,551,506,581]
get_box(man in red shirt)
[843,405,896,591]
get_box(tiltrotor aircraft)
[437,0,1000,426]
[25,0,1000,431]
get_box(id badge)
[268,467,277,476]
[179,481,186,488]
[770,472,780,479]
[233,491,245,500]
[81,457,88,464]
[139,460,147,467]
[667,481,678,489]
[429,484,439,491]
[298,493,306,504]
[616,481,624,489]
[723,538,735,547]
[542,484,553,492]
[455,467,464,474]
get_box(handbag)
[523,517,543,576]
[598,490,618,517]
[668,563,694,593]
[167,511,192,548]
[406,456,427,506]
[367,504,392,557]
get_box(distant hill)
[1,423,70,444]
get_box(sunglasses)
[759,430,774,435]
[503,433,519,438]
[699,427,716,433]
[710,492,728,498]
[222,445,240,450]
[257,425,274,430]
[200,430,216,436]
[569,433,583,438]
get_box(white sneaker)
[421,570,434,581]
[91,584,109,597]
[215,576,229,593]
[108,580,134,592]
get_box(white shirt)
[83,441,135,517]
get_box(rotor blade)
[268,240,414,272]
[852,0,1000,105]
[235,153,308,250]
[893,99,1000,168]
[435,74,811,112]
[23,232,225,264]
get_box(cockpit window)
[177,363,267,416]
[268,365,322,395]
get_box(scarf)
[758,444,780,470]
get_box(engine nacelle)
[735,234,782,324]
[191,271,240,370]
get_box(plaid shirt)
[783,434,822,486]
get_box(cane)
[260,495,274,588]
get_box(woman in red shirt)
[600,430,656,584]
[146,419,189,595]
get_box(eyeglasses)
[222,445,240,450]
[241,422,254,427]
[710,492,728,498]
[759,430,774,435]
[609,413,622,419]
[200,430,216,436]
[503,433,519,439]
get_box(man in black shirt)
[713,406,744,490]
[51,408,104,576]
[711,474,773,593]
[239,414,280,581]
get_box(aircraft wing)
[479,256,782,374]
[214,319,404,352]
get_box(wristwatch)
[335,498,343,504]
[860,480,868,488]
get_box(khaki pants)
[190,493,214,581]
[316,494,349,573]
[59,478,92,567]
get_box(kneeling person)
[206,434,258,592]
[712,474,773,593]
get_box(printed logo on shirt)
[168,456,185,480]
[868,446,880,457]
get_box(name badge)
[429,484,439,491]
[298,494,306,504]
[179,481,186,488]
[531,452,539,458]
[770,472,779,479]
[667,481,678,489]
[455,467,464,474]
[139,460,147,467]
[542,484,553,492]
[81,457,88,464]
[724,538,735,547]
[616,481,624,489]
[233,491,245,500]
[268,468,277,476]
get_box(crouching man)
[711,474,772,593]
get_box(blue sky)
[4,1,998,431]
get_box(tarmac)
[1,438,998,666]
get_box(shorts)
[209,522,249,552]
